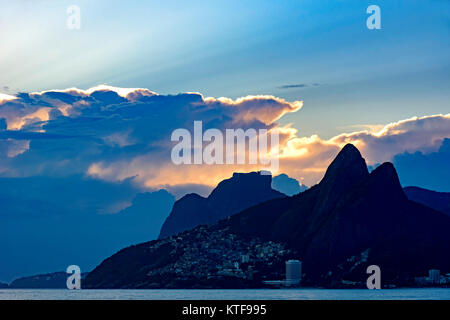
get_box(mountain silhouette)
[7,271,88,289]
[85,144,450,288]
[404,186,450,216]
[158,171,284,238]
[223,145,450,282]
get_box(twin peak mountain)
[85,144,450,288]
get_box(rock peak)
[367,162,406,200]
[213,171,272,196]
[334,143,363,163]
[159,171,283,239]
[315,144,369,214]
[319,144,368,187]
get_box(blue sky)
[1,0,449,138]
[0,0,449,282]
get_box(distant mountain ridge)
[404,186,450,216]
[158,171,285,239]
[271,173,307,196]
[85,144,450,288]
[7,271,88,289]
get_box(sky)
[0,0,448,197]
[0,0,449,187]
[0,1,449,281]
[1,0,449,138]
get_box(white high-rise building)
[285,260,302,286]
[429,269,440,284]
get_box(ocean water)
[0,288,449,300]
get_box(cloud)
[393,138,450,192]
[0,92,17,102]
[162,183,213,200]
[1,85,449,191]
[276,114,450,185]
[0,139,29,158]
[0,175,175,282]
[272,173,307,196]
[0,86,303,184]
[277,83,321,89]
[203,95,303,125]
[278,84,308,89]
[330,114,450,163]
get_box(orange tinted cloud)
[1,86,449,194]
[88,111,450,189]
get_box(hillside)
[85,144,450,288]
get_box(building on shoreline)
[285,260,302,286]
[264,259,302,287]
[414,269,450,286]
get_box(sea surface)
[0,288,449,300]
